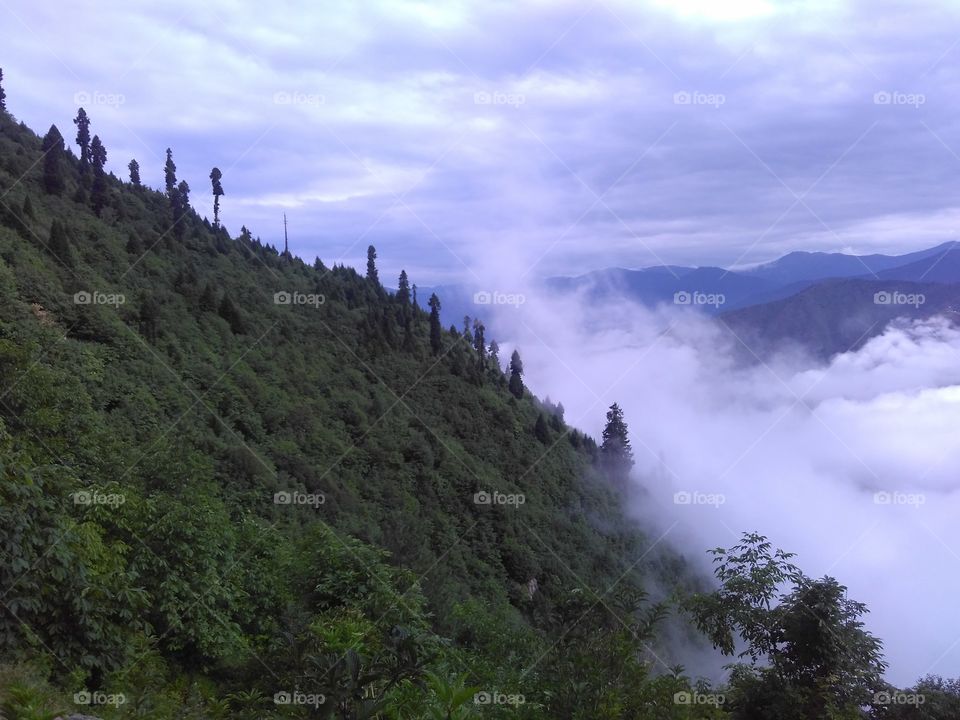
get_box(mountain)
[544,242,960,317]
[740,241,959,284]
[719,278,960,359]
[545,265,777,314]
[0,104,709,717]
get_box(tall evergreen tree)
[0,68,6,112]
[73,107,91,173]
[397,270,410,305]
[600,402,634,481]
[473,319,486,367]
[210,167,224,228]
[90,134,108,215]
[508,349,524,399]
[534,413,550,443]
[489,339,500,370]
[47,219,74,266]
[164,148,177,197]
[40,125,66,195]
[428,293,442,356]
[128,158,141,188]
[366,245,378,284]
[173,179,190,238]
[412,283,418,309]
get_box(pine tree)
[173,179,190,238]
[412,283,418,309]
[489,340,500,370]
[428,293,442,356]
[218,293,244,334]
[210,167,224,228]
[90,134,108,215]
[534,413,550,443]
[164,148,177,197]
[366,245,378,284]
[128,159,141,188]
[508,350,524,399]
[600,402,634,481]
[40,125,66,195]
[0,68,6,112]
[462,316,472,344]
[473,319,486,367]
[397,270,410,305]
[21,195,34,220]
[73,108,91,173]
[47,220,75,266]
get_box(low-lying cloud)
[488,286,960,686]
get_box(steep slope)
[0,109,706,717]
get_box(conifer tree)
[397,270,410,304]
[489,339,500,370]
[508,349,524,399]
[164,148,177,197]
[473,319,486,367]
[40,125,66,195]
[173,179,190,238]
[47,219,74,266]
[209,167,224,227]
[600,402,634,481]
[128,159,141,188]
[366,245,378,284]
[535,413,550,443]
[428,293,442,355]
[0,68,6,112]
[73,107,91,173]
[90,134,108,215]
[412,283,418,309]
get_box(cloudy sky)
[4,0,960,285]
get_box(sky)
[4,0,960,286]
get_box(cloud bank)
[486,286,960,686]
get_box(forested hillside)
[0,93,710,719]
[1,83,958,719]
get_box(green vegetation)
[0,85,956,718]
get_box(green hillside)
[0,102,709,719]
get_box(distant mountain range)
[426,242,960,360]
[545,241,960,315]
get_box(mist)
[477,280,960,686]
